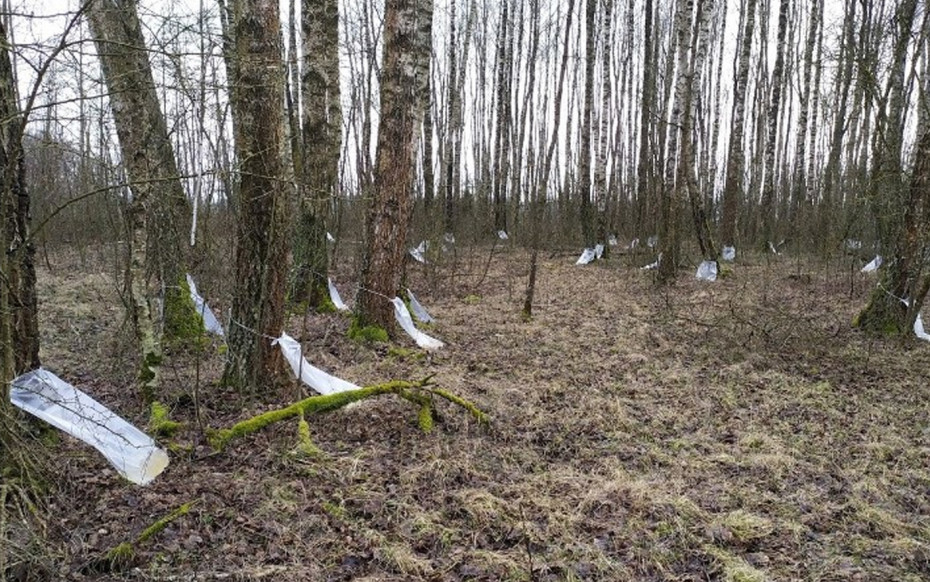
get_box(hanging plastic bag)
[328,278,350,311]
[186,274,224,336]
[696,260,718,281]
[722,246,736,261]
[407,289,434,323]
[497,230,509,240]
[576,248,596,265]
[861,255,882,273]
[10,369,169,485]
[595,244,604,259]
[273,333,360,395]
[914,313,930,342]
[391,298,444,350]
[409,240,428,263]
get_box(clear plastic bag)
[273,332,360,394]
[328,278,350,311]
[407,289,434,323]
[10,369,169,485]
[861,255,882,273]
[186,274,224,336]
[391,298,444,350]
[576,248,596,265]
[722,246,736,261]
[696,260,718,281]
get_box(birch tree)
[291,0,341,308]
[87,0,198,400]
[222,0,291,390]
[357,0,433,333]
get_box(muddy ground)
[23,243,930,580]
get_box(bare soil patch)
[28,247,930,581]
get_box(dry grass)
[30,246,930,580]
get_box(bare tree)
[87,0,198,399]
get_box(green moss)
[316,295,338,314]
[347,318,388,343]
[105,542,134,570]
[387,346,426,361]
[163,276,208,349]
[295,415,322,457]
[148,401,183,438]
[208,379,489,450]
[464,294,482,305]
[417,403,434,433]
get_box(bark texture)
[222,0,291,390]
[292,0,341,307]
[357,0,433,333]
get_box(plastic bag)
[409,240,428,263]
[576,248,596,265]
[391,298,444,350]
[768,241,780,255]
[328,278,350,311]
[722,246,736,261]
[326,232,335,243]
[641,253,662,271]
[629,238,639,250]
[186,274,224,336]
[497,230,509,240]
[861,255,882,273]
[845,239,862,250]
[273,332,360,395]
[407,289,434,323]
[647,235,658,248]
[594,244,604,259]
[696,260,718,281]
[915,313,930,342]
[444,232,455,244]
[10,369,169,485]
[608,235,618,246]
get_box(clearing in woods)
[30,246,930,580]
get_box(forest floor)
[24,243,930,581]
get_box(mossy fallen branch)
[208,379,488,450]
[92,501,196,574]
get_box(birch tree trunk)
[87,0,198,399]
[291,0,341,307]
[757,0,788,247]
[657,0,694,284]
[222,0,291,390]
[357,0,433,333]
[577,0,597,247]
[720,0,756,250]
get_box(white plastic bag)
[497,230,509,240]
[647,235,658,248]
[391,298,444,350]
[406,289,434,323]
[722,246,736,261]
[328,278,350,312]
[409,240,428,263]
[861,255,882,273]
[845,239,862,250]
[10,369,169,485]
[576,248,596,265]
[608,235,618,246]
[768,241,780,255]
[186,274,224,336]
[326,232,335,243]
[641,253,662,271]
[914,313,930,342]
[273,332,360,395]
[696,260,718,281]
[444,232,455,244]
[629,238,639,250]
[595,244,604,259]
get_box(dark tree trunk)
[222,0,291,390]
[357,0,433,333]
